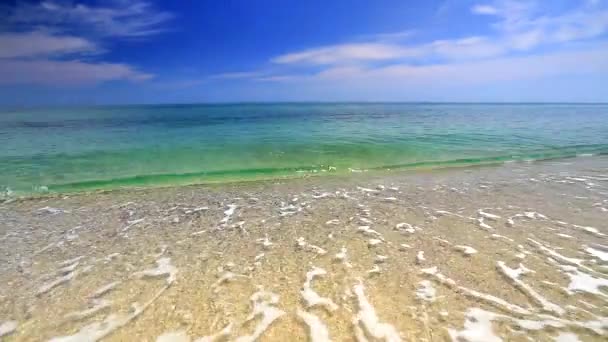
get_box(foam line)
[297,309,331,342]
[352,282,402,342]
[301,267,338,312]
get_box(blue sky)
[0,0,607,105]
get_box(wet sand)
[1,157,607,341]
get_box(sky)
[0,0,607,105]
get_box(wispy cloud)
[0,59,153,85]
[8,0,174,38]
[0,1,172,85]
[471,4,499,15]
[272,43,421,65]
[0,31,98,58]
[221,0,608,91]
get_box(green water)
[1,103,607,196]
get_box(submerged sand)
[1,157,607,341]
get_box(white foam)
[312,192,332,199]
[194,323,233,342]
[368,239,383,247]
[334,247,352,268]
[415,280,436,302]
[572,225,606,237]
[279,202,301,216]
[91,281,121,299]
[374,255,388,264]
[448,308,501,342]
[0,321,17,337]
[297,309,331,342]
[584,246,608,261]
[557,264,608,296]
[490,234,514,242]
[527,239,598,275]
[383,197,397,202]
[64,299,112,321]
[358,217,373,224]
[421,266,531,315]
[416,251,425,264]
[477,218,493,231]
[478,210,501,221]
[60,256,85,267]
[133,257,178,285]
[325,219,340,225]
[399,244,412,251]
[352,282,402,342]
[367,265,382,275]
[220,204,237,225]
[122,218,144,232]
[184,206,209,214]
[37,265,81,296]
[554,332,581,342]
[157,330,189,342]
[37,206,69,215]
[556,233,573,239]
[234,289,285,342]
[357,226,383,239]
[301,267,338,312]
[256,236,273,250]
[50,282,170,342]
[211,271,248,293]
[296,237,327,255]
[357,186,378,193]
[394,222,418,234]
[454,245,478,256]
[496,261,564,316]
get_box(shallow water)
[2,103,608,196]
[0,157,607,341]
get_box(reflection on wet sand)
[1,157,608,341]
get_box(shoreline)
[4,153,605,202]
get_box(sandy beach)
[1,157,607,341]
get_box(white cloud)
[8,0,173,37]
[262,45,608,87]
[0,1,171,86]
[272,43,422,64]
[0,31,98,58]
[471,4,499,15]
[267,0,608,69]
[0,59,153,85]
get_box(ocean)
[1,103,607,196]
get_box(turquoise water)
[1,103,607,195]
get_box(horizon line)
[3,100,608,110]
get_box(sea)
[1,103,607,196]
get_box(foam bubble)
[416,251,425,264]
[64,299,112,321]
[0,321,17,338]
[496,261,564,315]
[297,309,331,342]
[134,257,178,285]
[91,281,121,299]
[352,282,401,342]
[301,267,338,312]
[234,289,285,342]
[448,308,501,342]
[415,280,436,302]
[454,245,478,256]
[156,330,189,342]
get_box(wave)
[3,146,602,198]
